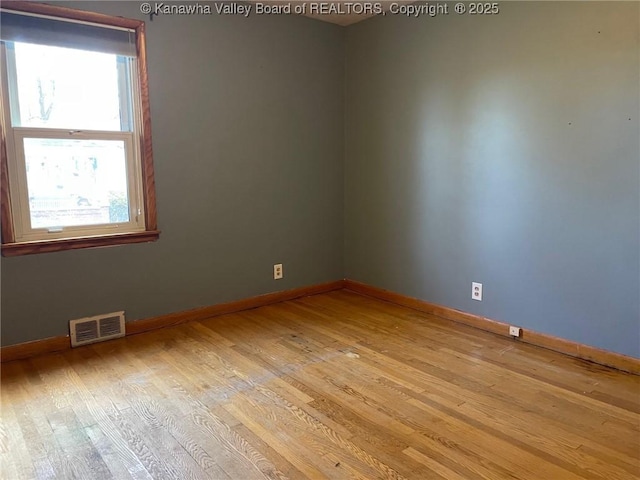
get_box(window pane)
[24,138,130,229]
[10,42,130,131]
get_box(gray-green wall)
[345,1,640,357]
[1,2,345,346]
[2,2,639,360]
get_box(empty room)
[1,0,638,478]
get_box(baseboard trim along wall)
[0,335,71,364]
[3,278,638,375]
[343,280,640,375]
[0,280,346,363]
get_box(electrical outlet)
[509,326,521,337]
[273,264,283,280]
[472,282,482,301]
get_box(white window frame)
[9,130,144,242]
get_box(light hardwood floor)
[1,290,639,479]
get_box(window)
[0,2,158,256]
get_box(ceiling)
[249,1,416,26]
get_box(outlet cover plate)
[274,264,283,280]
[472,282,482,301]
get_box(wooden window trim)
[0,1,159,256]
[1,231,161,256]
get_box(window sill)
[1,230,160,256]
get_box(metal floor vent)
[70,311,125,347]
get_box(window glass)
[10,42,126,131]
[23,137,130,228]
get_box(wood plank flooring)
[1,290,639,479]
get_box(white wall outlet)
[274,264,283,280]
[509,326,521,337]
[472,282,482,301]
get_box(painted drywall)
[1,1,345,346]
[2,2,638,360]
[345,2,640,357]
